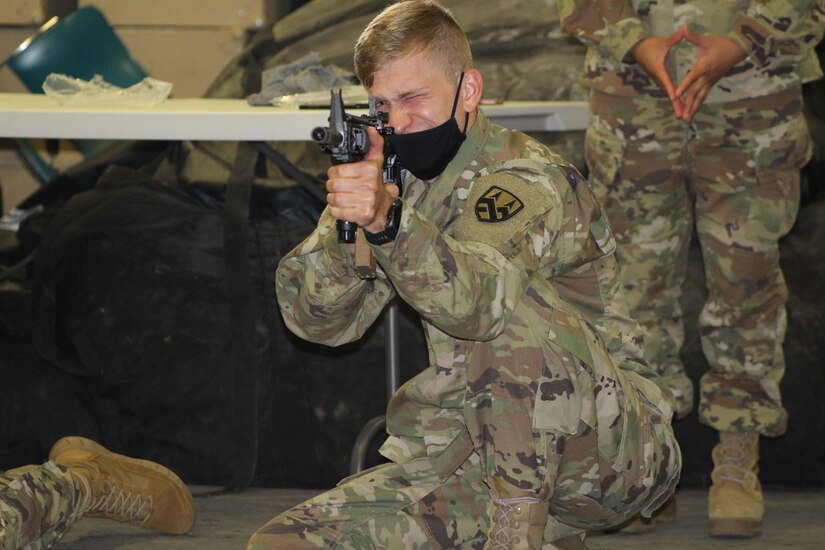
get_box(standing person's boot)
[485,496,550,550]
[708,431,762,537]
[49,436,195,534]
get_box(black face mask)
[384,73,468,181]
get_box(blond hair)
[354,1,473,88]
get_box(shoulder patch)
[475,186,524,223]
[452,172,550,255]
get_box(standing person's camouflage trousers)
[0,462,82,550]
[584,87,810,434]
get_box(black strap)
[251,141,327,205]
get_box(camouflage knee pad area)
[248,417,680,549]
[247,458,489,549]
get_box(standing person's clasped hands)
[632,25,747,122]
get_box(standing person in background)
[557,0,825,538]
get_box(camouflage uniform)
[558,0,825,430]
[254,111,681,548]
[0,462,83,550]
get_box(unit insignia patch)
[474,185,524,222]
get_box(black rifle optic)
[312,89,400,243]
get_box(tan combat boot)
[486,496,550,550]
[613,493,677,534]
[708,431,762,537]
[50,436,195,534]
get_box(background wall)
[0,0,301,214]
[0,0,48,213]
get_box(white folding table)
[0,94,589,140]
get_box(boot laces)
[88,480,154,525]
[489,496,540,548]
[69,467,93,524]
[489,501,517,548]
[716,433,756,486]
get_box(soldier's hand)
[675,26,747,122]
[326,126,399,232]
[631,30,685,118]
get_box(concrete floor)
[57,486,825,549]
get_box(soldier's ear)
[461,69,483,112]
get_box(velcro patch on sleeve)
[453,172,548,252]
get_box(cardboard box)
[79,0,265,29]
[119,27,246,98]
[1,25,81,207]
[1,25,242,98]
[0,0,44,25]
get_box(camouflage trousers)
[0,461,83,550]
[247,378,680,548]
[585,88,810,435]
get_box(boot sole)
[548,534,590,549]
[709,518,762,538]
[49,436,195,534]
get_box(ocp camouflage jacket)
[275,111,675,484]
[556,0,825,102]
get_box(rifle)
[311,89,400,279]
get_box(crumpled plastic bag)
[246,51,360,107]
[42,73,173,107]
